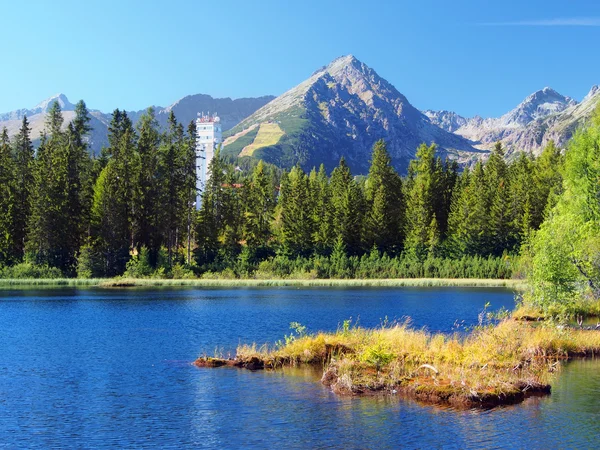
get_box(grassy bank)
[0,277,526,289]
[195,318,600,408]
[0,278,105,287]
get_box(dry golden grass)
[239,122,285,157]
[231,319,600,407]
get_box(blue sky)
[2,0,599,117]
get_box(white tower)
[196,112,222,209]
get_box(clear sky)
[2,0,599,118]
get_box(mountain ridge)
[425,86,599,155]
[0,93,275,154]
[224,55,481,173]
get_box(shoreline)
[0,277,526,289]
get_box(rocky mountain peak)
[584,85,600,101]
[500,87,577,127]
[33,93,75,113]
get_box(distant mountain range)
[0,94,275,155]
[424,85,600,156]
[1,55,599,171]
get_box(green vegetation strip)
[0,278,526,289]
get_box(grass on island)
[0,277,526,289]
[196,314,600,408]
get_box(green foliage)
[526,108,600,316]
[0,262,63,279]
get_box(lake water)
[1,286,599,448]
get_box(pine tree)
[0,128,16,265]
[244,160,275,252]
[404,143,439,259]
[26,101,83,274]
[195,148,227,267]
[310,164,334,255]
[157,111,185,266]
[88,110,140,276]
[447,162,489,256]
[486,142,515,255]
[278,166,314,257]
[11,116,35,260]
[330,158,365,255]
[134,107,161,265]
[364,140,403,254]
[183,120,197,265]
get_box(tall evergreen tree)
[11,116,35,260]
[447,162,489,256]
[26,101,84,274]
[195,148,227,267]
[244,160,275,252]
[134,108,162,264]
[486,142,515,255]
[0,128,16,265]
[310,164,334,255]
[89,111,140,276]
[364,140,403,254]
[278,166,314,257]
[183,120,197,265]
[404,143,440,259]
[330,158,365,255]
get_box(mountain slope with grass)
[223,55,481,173]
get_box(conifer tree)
[195,148,227,267]
[447,162,489,256]
[486,142,515,255]
[26,101,83,274]
[0,128,16,265]
[11,116,35,260]
[330,158,365,255]
[364,140,403,254]
[244,160,275,252]
[183,120,197,265]
[157,111,185,266]
[278,166,314,257]
[134,108,161,265]
[404,143,440,259]
[310,164,334,254]
[89,111,140,276]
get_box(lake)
[1,286,599,448]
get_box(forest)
[0,100,571,284]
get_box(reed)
[97,277,526,288]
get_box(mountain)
[222,55,481,173]
[426,87,599,156]
[423,110,467,133]
[0,94,275,155]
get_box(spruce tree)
[486,142,515,255]
[404,143,440,259]
[134,108,161,264]
[244,160,275,252]
[88,110,140,276]
[0,128,16,265]
[330,158,365,255]
[195,148,227,267]
[11,116,35,260]
[310,164,334,255]
[364,140,403,254]
[278,166,314,257]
